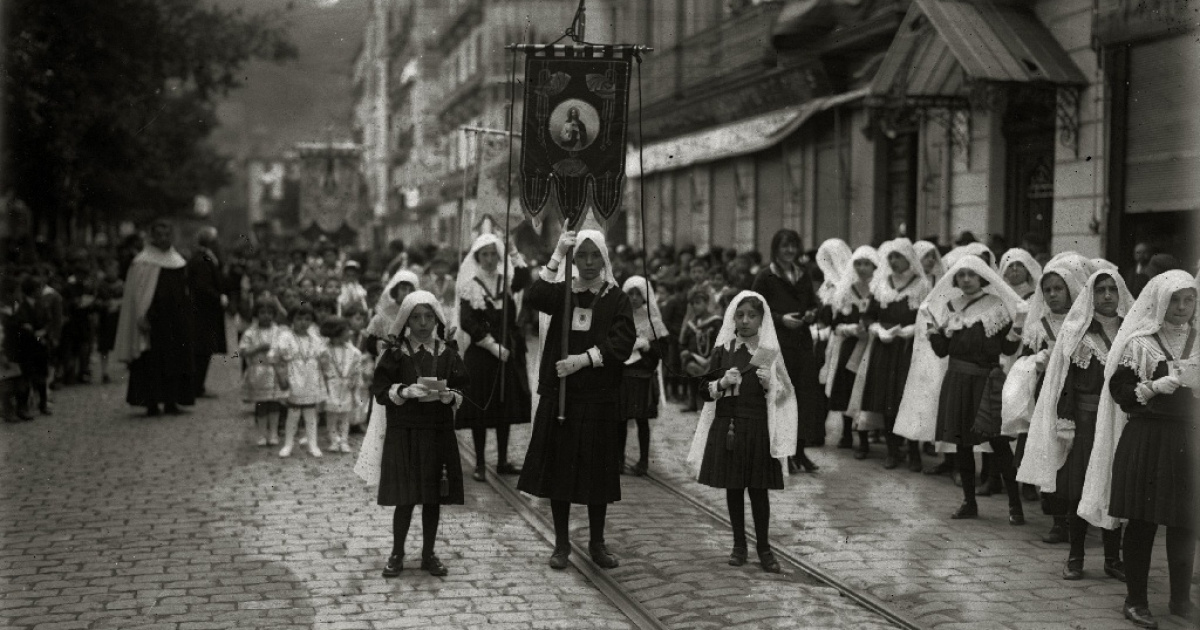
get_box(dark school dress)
[619,336,666,420]
[827,297,866,413]
[1107,332,1197,529]
[455,269,532,430]
[752,266,827,444]
[681,315,722,375]
[372,340,467,507]
[517,278,636,505]
[930,298,1020,446]
[698,343,785,490]
[1041,321,1115,516]
[127,266,196,408]
[859,291,920,426]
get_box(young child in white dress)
[276,304,328,458]
[239,300,287,446]
[320,317,368,453]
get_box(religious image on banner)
[519,47,633,228]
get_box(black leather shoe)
[854,448,869,460]
[729,546,748,567]
[1169,599,1196,621]
[1062,557,1083,580]
[472,467,486,482]
[632,461,648,477]
[1042,524,1068,544]
[882,455,898,469]
[951,502,978,519]
[495,462,521,475]
[588,541,619,569]
[1008,506,1025,526]
[758,549,781,573]
[420,554,448,576]
[786,457,800,474]
[548,548,570,570]
[381,553,403,578]
[1103,558,1127,582]
[797,453,819,472]
[1123,604,1158,628]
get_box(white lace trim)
[948,296,1012,338]
[1070,333,1109,370]
[459,274,505,311]
[1120,335,1168,382]
[874,273,928,309]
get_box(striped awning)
[628,88,869,178]
[869,0,1087,106]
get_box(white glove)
[756,367,771,388]
[437,391,456,405]
[481,338,510,362]
[1151,375,1181,395]
[719,367,742,390]
[896,325,916,340]
[555,353,590,377]
[634,337,650,351]
[836,324,859,336]
[401,384,430,399]
[554,230,577,259]
[1033,349,1051,371]
[877,326,896,344]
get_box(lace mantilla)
[460,273,505,311]
[874,272,927,309]
[947,294,1012,338]
[1070,332,1110,370]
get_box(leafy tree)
[2,0,297,241]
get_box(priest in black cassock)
[188,226,227,398]
[113,219,196,416]
[518,228,636,571]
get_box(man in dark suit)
[1123,241,1152,298]
[188,227,227,398]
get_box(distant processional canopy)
[518,45,635,228]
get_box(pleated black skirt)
[618,373,660,420]
[378,422,465,507]
[698,414,784,490]
[827,339,858,413]
[517,398,622,505]
[935,362,991,446]
[860,340,913,419]
[1041,408,1098,516]
[1109,414,1195,529]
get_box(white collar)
[733,334,760,353]
[572,276,607,294]
[404,333,438,354]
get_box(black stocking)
[748,488,770,553]
[956,447,976,504]
[551,500,570,551]
[635,418,650,465]
[726,489,746,549]
[496,425,510,464]
[1165,526,1196,605]
[1123,518,1155,607]
[588,503,607,544]
[472,428,487,467]
[1068,515,1090,560]
[421,504,440,557]
[393,505,415,556]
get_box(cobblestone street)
[1,354,1195,630]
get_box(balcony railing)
[639,2,785,108]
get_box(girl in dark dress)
[921,256,1024,522]
[369,291,467,578]
[752,229,826,473]
[1079,270,1198,629]
[452,234,532,481]
[687,291,796,573]
[618,276,668,476]
[824,246,877,459]
[1018,269,1132,582]
[814,238,852,447]
[858,238,930,471]
[518,229,636,571]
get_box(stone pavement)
[0,357,635,630]
[603,397,1199,630]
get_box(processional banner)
[519,45,634,228]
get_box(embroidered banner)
[519,45,634,228]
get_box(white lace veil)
[1022,253,1093,350]
[686,291,798,481]
[816,238,853,304]
[893,255,1025,442]
[829,245,879,315]
[1017,269,1133,492]
[387,290,449,339]
[914,240,946,282]
[452,233,522,355]
[873,237,931,309]
[622,275,666,340]
[942,242,996,270]
[1078,269,1199,528]
[365,269,421,338]
[998,248,1043,294]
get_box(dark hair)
[951,268,990,289]
[342,303,367,319]
[289,303,315,322]
[688,285,711,303]
[769,229,802,262]
[472,242,499,262]
[389,280,415,301]
[736,295,765,316]
[1092,272,1119,288]
[319,316,349,339]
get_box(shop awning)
[628,88,870,178]
[869,0,1087,106]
